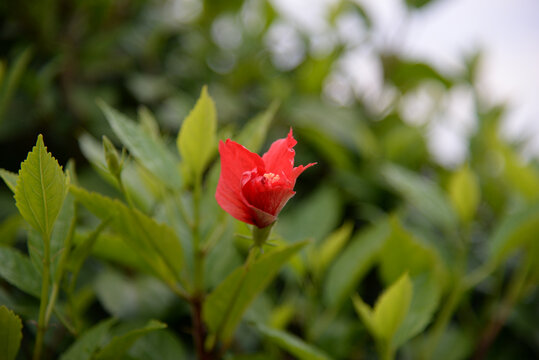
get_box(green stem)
[377,339,394,360]
[193,179,203,294]
[33,232,52,360]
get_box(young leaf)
[98,101,182,190]
[0,247,41,297]
[448,165,480,223]
[15,135,68,239]
[59,318,116,360]
[204,241,308,344]
[324,221,389,308]
[127,329,186,360]
[70,186,184,287]
[393,273,441,347]
[0,169,18,193]
[95,320,167,360]
[177,86,217,182]
[353,273,413,341]
[256,323,333,360]
[0,306,23,360]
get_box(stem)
[33,232,52,360]
[377,340,394,360]
[193,179,204,294]
[191,295,210,360]
[472,253,532,360]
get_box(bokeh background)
[1,0,538,359]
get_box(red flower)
[216,129,316,228]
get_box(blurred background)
[1,0,538,358]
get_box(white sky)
[270,0,539,165]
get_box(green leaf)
[353,273,413,341]
[448,165,480,223]
[393,273,441,347]
[0,215,21,246]
[177,85,217,182]
[0,247,41,297]
[256,323,332,360]
[488,203,539,266]
[204,241,308,344]
[98,101,182,190]
[324,221,389,308]
[0,47,32,122]
[0,306,23,360]
[382,164,457,232]
[60,318,116,360]
[127,330,186,360]
[379,218,445,286]
[234,101,278,153]
[309,222,353,279]
[0,169,18,193]
[70,186,184,287]
[95,320,167,360]
[14,135,68,239]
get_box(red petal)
[215,140,265,225]
[262,128,297,181]
[291,162,317,183]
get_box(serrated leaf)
[234,102,278,153]
[14,135,67,239]
[70,186,184,287]
[0,306,23,360]
[324,221,389,308]
[256,323,332,360]
[177,86,217,183]
[95,320,166,360]
[354,273,412,341]
[204,241,308,344]
[98,101,182,190]
[0,169,18,193]
[0,247,41,297]
[449,165,480,223]
[59,318,116,360]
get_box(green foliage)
[177,86,217,184]
[0,305,23,360]
[256,323,332,360]
[449,165,480,223]
[204,241,308,344]
[0,247,41,297]
[353,273,412,344]
[14,135,68,239]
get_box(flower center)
[262,172,280,184]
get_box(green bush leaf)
[353,273,412,341]
[127,329,186,360]
[0,305,22,360]
[204,241,308,344]
[177,85,217,183]
[488,203,539,266]
[14,135,68,239]
[324,221,389,308]
[448,165,480,223]
[0,247,41,297]
[234,101,278,153]
[70,186,184,288]
[393,273,441,347]
[98,101,182,190]
[382,164,457,232]
[95,320,167,360]
[0,169,18,193]
[309,222,353,280]
[60,318,116,360]
[256,323,332,360]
